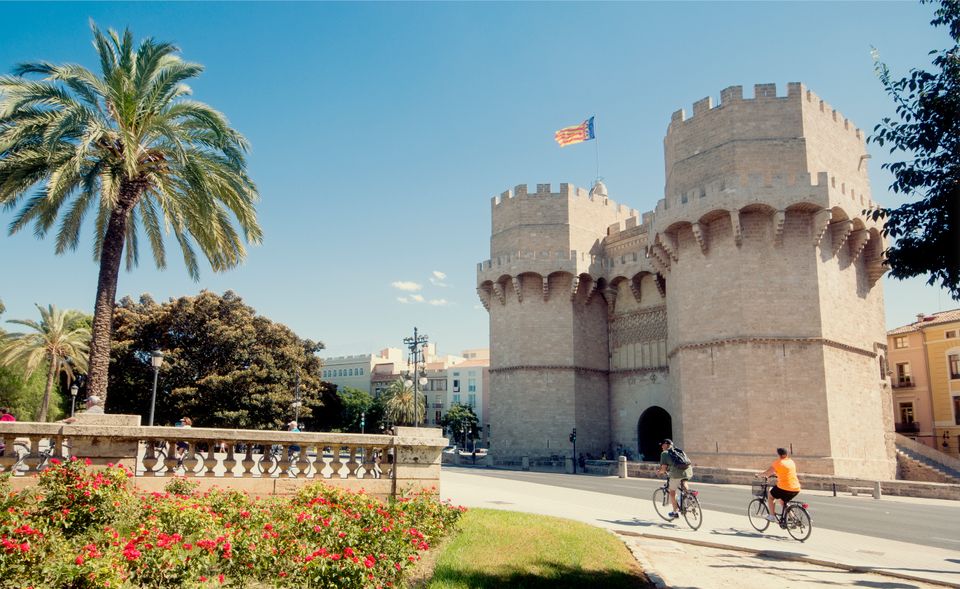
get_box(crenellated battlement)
[667,82,863,141]
[490,182,637,219]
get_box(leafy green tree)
[308,381,344,432]
[0,25,262,405]
[0,304,90,420]
[337,386,373,433]
[381,379,424,427]
[870,0,960,299]
[107,291,325,430]
[440,403,479,447]
[0,366,47,422]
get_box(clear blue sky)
[0,1,954,357]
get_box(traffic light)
[569,428,576,443]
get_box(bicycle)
[747,477,812,542]
[652,477,702,530]
[11,441,54,473]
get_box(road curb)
[618,531,960,589]
[616,531,668,589]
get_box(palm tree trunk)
[37,355,57,422]
[86,181,143,405]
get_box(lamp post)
[148,350,164,426]
[292,373,302,427]
[402,327,428,428]
[70,384,78,417]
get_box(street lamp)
[70,384,78,417]
[148,350,164,426]
[292,373,302,426]
[403,328,428,428]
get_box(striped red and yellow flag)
[554,116,595,147]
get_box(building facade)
[477,83,896,479]
[887,309,960,456]
[322,347,490,444]
[321,348,403,395]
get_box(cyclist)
[656,438,693,519]
[756,447,801,522]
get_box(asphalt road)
[452,466,960,550]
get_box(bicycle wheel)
[652,487,673,521]
[682,493,703,530]
[784,505,812,542]
[747,498,770,532]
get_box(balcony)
[893,378,914,388]
[895,421,920,433]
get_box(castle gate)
[638,406,671,462]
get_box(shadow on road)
[599,518,681,530]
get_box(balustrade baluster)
[223,443,238,476]
[240,443,256,477]
[335,445,349,479]
[294,444,309,477]
[275,444,290,478]
[143,440,159,474]
[184,444,201,475]
[0,436,16,473]
[346,446,360,478]
[163,439,179,473]
[201,440,217,476]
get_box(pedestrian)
[287,421,300,454]
[578,453,586,471]
[0,408,15,422]
[175,417,192,465]
[61,396,104,423]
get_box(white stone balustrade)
[0,421,446,499]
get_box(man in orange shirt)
[757,447,801,522]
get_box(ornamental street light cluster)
[148,350,164,426]
[402,327,429,428]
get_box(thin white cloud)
[429,270,449,288]
[428,298,449,306]
[391,281,422,292]
[397,296,410,304]
[410,294,425,303]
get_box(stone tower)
[478,83,896,479]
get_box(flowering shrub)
[37,457,136,536]
[0,460,464,588]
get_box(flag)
[554,116,595,147]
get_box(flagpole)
[593,115,600,182]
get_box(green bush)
[0,460,463,588]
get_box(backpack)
[667,447,691,468]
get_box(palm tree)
[0,304,90,421]
[382,379,425,427]
[0,25,262,405]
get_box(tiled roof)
[887,308,960,335]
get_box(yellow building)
[887,309,960,457]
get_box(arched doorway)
[638,406,672,462]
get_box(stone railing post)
[392,426,448,496]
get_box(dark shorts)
[770,486,799,502]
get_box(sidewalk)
[440,468,960,588]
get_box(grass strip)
[422,508,652,588]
